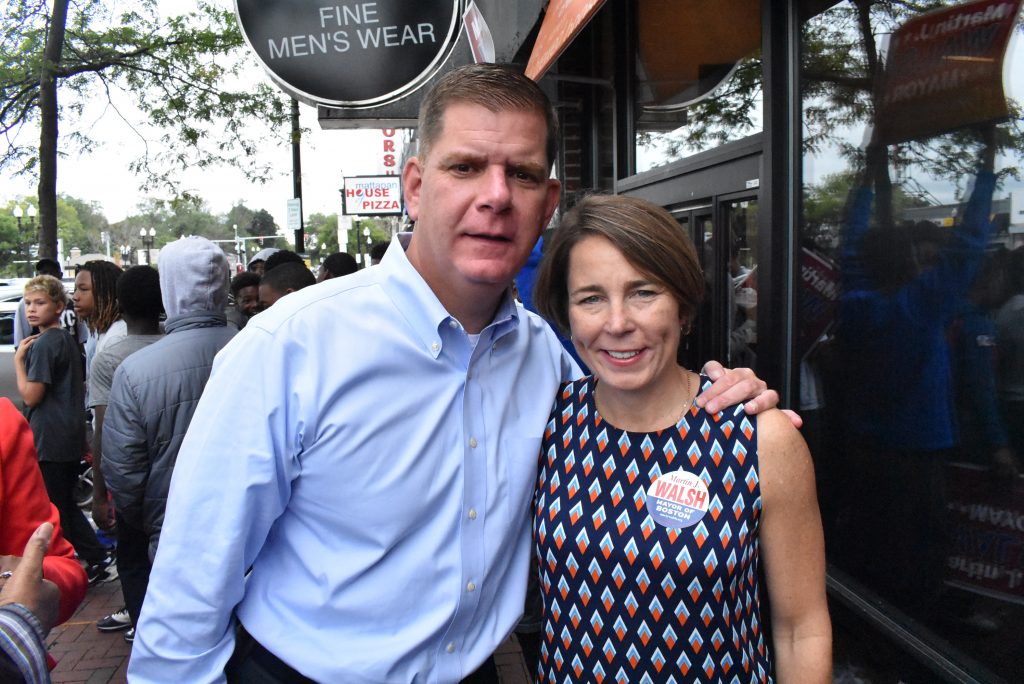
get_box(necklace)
[595,367,696,431]
[673,369,696,425]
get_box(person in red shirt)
[0,396,88,627]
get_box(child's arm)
[13,336,46,408]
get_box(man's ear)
[403,157,423,221]
[541,178,562,229]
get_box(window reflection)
[800,1,1024,679]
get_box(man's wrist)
[2,603,46,641]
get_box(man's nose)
[478,167,512,212]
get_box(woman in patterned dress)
[532,195,831,682]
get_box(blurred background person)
[258,262,314,311]
[317,252,357,282]
[246,248,279,278]
[86,266,164,640]
[14,276,114,586]
[226,271,260,331]
[13,259,85,351]
[103,237,236,641]
[834,131,996,616]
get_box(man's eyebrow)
[435,150,485,166]
[510,160,547,176]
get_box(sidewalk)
[45,578,533,683]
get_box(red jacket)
[0,397,88,625]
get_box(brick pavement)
[45,577,533,683]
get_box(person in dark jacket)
[102,237,236,635]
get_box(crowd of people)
[2,63,825,684]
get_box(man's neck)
[124,315,161,336]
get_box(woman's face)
[567,235,683,398]
[73,270,94,320]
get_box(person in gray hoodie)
[102,237,237,636]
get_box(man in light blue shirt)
[129,64,775,684]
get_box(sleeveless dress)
[534,375,773,683]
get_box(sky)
[3,2,1022,233]
[0,0,406,236]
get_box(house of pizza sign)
[343,176,403,215]
[235,1,462,106]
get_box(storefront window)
[799,1,1024,679]
[633,1,763,173]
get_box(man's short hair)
[261,262,315,294]
[263,250,305,273]
[230,271,261,295]
[35,258,62,278]
[417,63,558,171]
[368,243,388,264]
[322,252,358,278]
[116,266,163,319]
[24,275,65,306]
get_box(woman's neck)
[594,366,696,432]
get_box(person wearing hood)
[246,248,280,277]
[101,237,236,637]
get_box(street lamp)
[119,244,131,267]
[11,204,36,276]
[140,227,156,265]
[362,226,371,269]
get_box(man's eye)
[512,170,540,183]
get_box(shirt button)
[446,642,455,653]
[449,319,458,329]
[492,343,498,352]
[468,509,477,520]
[469,437,478,448]
[466,581,476,593]
[431,342,440,353]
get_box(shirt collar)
[379,234,520,358]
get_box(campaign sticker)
[645,470,710,528]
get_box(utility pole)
[291,98,304,254]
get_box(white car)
[0,279,29,348]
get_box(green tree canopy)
[1,0,289,259]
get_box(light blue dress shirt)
[129,236,578,683]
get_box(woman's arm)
[756,409,832,682]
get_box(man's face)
[236,285,260,316]
[73,270,94,320]
[249,261,266,277]
[403,103,560,311]
[258,283,285,311]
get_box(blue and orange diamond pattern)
[534,376,771,683]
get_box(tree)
[1,0,290,260]
[640,0,1024,218]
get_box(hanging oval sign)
[235,0,462,107]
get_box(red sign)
[525,0,608,81]
[798,247,839,361]
[382,129,398,174]
[875,0,1022,144]
[946,463,1024,604]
